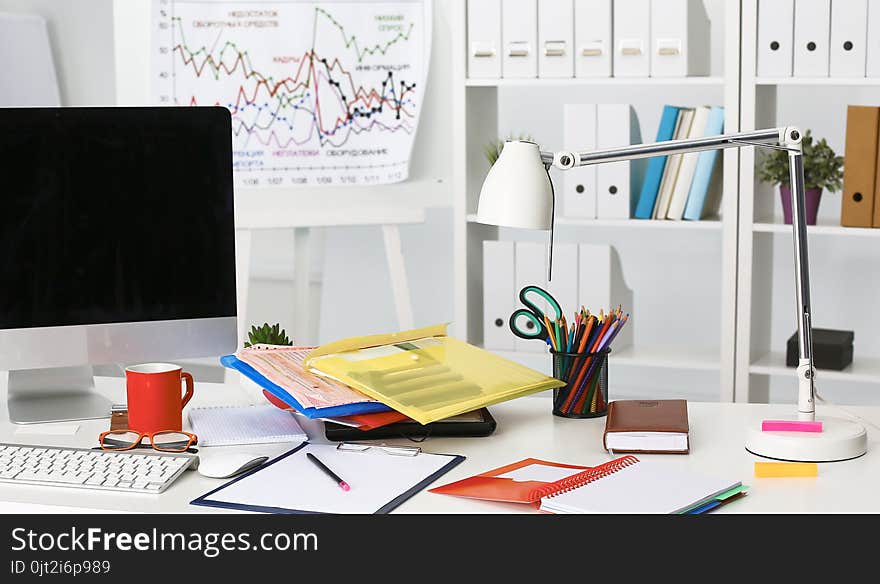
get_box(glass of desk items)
[551,348,610,418]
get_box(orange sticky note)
[754,462,818,478]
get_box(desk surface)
[1,376,878,514]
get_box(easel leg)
[293,227,312,343]
[382,224,415,330]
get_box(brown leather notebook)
[603,399,689,454]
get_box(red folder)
[429,458,594,504]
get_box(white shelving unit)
[452,1,742,402]
[737,0,880,402]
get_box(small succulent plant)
[244,322,293,348]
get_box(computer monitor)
[0,106,238,423]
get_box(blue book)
[683,106,725,221]
[634,105,680,219]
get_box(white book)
[653,108,693,219]
[188,404,307,447]
[666,105,710,220]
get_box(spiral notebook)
[432,456,746,514]
[188,405,307,447]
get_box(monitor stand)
[7,366,112,424]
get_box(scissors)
[508,285,564,342]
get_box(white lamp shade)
[476,140,553,230]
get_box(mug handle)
[181,372,195,408]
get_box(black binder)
[324,408,497,442]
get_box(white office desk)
[1,376,879,514]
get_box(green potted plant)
[244,322,293,348]
[484,133,535,166]
[756,129,843,225]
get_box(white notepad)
[192,443,463,514]
[188,405,307,447]
[539,460,741,514]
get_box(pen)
[307,452,351,491]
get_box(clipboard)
[190,442,464,514]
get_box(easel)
[235,200,424,347]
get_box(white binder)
[757,0,794,77]
[514,241,549,352]
[468,0,502,79]
[538,0,574,78]
[829,0,867,78]
[574,0,612,77]
[650,0,710,77]
[545,244,579,325]
[562,104,597,218]
[502,0,538,78]
[483,241,517,351]
[577,244,633,349]
[613,0,650,77]
[794,0,831,77]
[868,0,880,76]
[596,105,642,219]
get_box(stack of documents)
[303,324,564,424]
[221,346,391,419]
[223,324,563,427]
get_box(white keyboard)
[0,443,196,494]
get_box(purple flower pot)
[780,185,822,225]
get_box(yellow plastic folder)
[304,324,565,424]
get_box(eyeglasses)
[99,429,198,453]
[336,442,421,457]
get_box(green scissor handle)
[508,285,564,341]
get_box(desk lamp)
[476,128,867,462]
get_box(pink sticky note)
[762,420,823,433]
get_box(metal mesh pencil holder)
[550,348,610,419]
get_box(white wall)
[0,0,116,104]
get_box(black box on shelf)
[786,329,854,371]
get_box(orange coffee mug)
[125,363,194,433]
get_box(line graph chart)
[152,0,430,187]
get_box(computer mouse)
[197,454,269,479]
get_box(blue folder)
[683,106,725,221]
[634,105,680,219]
[220,354,392,418]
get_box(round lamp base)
[745,416,868,462]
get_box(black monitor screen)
[0,107,236,329]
